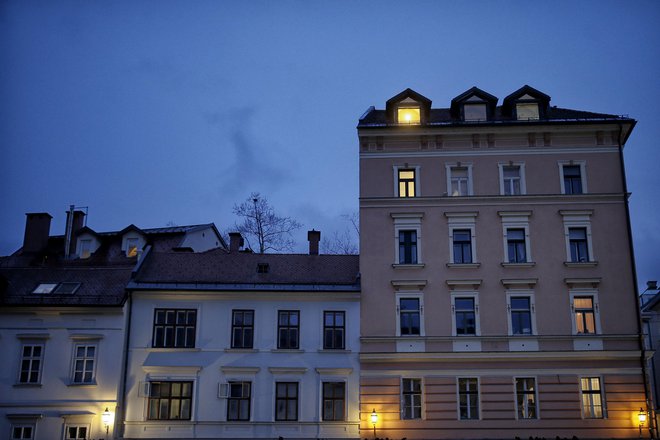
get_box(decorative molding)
[501,278,538,289]
[564,278,601,288]
[220,366,260,375]
[446,279,482,290]
[315,368,353,376]
[268,367,308,375]
[391,280,427,290]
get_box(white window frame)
[446,163,473,197]
[393,165,420,198]
[70,343,98,385]
[446,212,478,265]
[64,424,90,440]
[506,292,537,336]
[10,424,35,440]
[514,376,539,420]
[392,213,423,266]
[499,211,532,264]
[17,343,45,385]
[579,376,606,419]
[121,232,145,258]
[400,377,424,420]
[570,290,602,335]
[560,211,595,263]
[498,162,526,195]
[395,291,425,337]
[558,160,587,195]
[320,379,348,422]
[457,377,480,420]
[451,292,480,336]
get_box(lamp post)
[101,407,112,438]
[370,408,378,438]
[638,407,647,437]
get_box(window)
[231,310,254,349]
[148,381,193,420]
[71,344,96,384]
[463,103,487,121]
[506,229,527,263]
[32,283,57,294]
[581,377,604,418]
[257,263,269,273]
[500,165,524,195]
[275,382,298,421]
[399,298,421,336]
[64,426,88,439]
[401,378,422,420]
[228,382,251,421]
[399,230,418,264]
[323,311,345,350]
[397,107,420,124]
[515,377,537,419]
[458,378,479,420]
[126,237,139,257]
[448,166,471,196]
[398,169,416,197]
[11,425,34,440]
[19,344,43,384]
[573,296,596,334]
[569,228,589,262]
[454,297,477,336]
[510,297,533,335]
[516,103,539,120]
[322,382,345,421]
[563,165,583,194]
[453,230,472,264]
[278,310,300,349]
[79,239,92,259]
[32,282,80,294]
[152,309,196,348]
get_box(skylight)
[33,283,58,294]
[32,282,81,295]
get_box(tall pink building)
[357,86,648,438]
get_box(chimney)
[64,206,86,258]
[22,213,53,253]
[229,232,244,252]
[308,230,320,255]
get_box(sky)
[1,1,658,290]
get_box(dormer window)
[516,103,540,120]
[397,107,420,124]
[79,239,92,259]
[126,237,139,257]
[463,103,487,121]
[386,89,431,126]
[257,263,269,273]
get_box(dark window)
[278,310,299,349]
[454,298,476,335]
[402,378,422,419]
[510,297,532,335]
[569,228,589,262]
[322,382,345,421]
[227,381,251,421]
[563,165,583,194]
[398,230,418,264]
[507,229,527,263]
[399,298,421,336]
[11,425,34,440]
[323,311,345,349]
[231,310,254,349]
[453,229,472,264]
[458,378,479,420]
[257,263,269,273]
[516,378,537,419]
[152,309,196,348]
[502,166,521,195]
[398,169,416,197]
[275,382,298,421]
[148,381,193,420]
[65,426,88,440]
[19,344,43,384]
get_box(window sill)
[446,263,481,269]
[67,382,98,387]
[148,347,201,352]
[564,261,598,267]
[271,349,305,353]
[13,383,42,388]
[318,348,350,353]
[392,263,425,269]
[224,348,257,353]
[501,262,536,268]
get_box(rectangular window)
[454,297,476,336]
[450,167,470,196]
[581,377,604,418]
[11,425,34,440]
[502,166,522,195]
[510,297,532,335]
[323,311,345,350]
[563,165,583,195]
[231,310,254,349]
[516,103,539,120]
[397,107,420,124]
[401,378,422,420]
[458,378,479,420]
[515,378,537,419]
[152,309,196,348]
[506,228,527,263]
[453,229,472,264]
[19,344,43,384]
[126,237,139,257]
[278,310,300,349]
[399,298,421,336]
[72,344,96,384]
[398,169,416,197]
[569,228,589,262]
[463,103,487,121]
[275,382,298,421]
[65,426,88,439]
[227,381,251,421]
[148,381,193,420]
[322,382,345,421]
[79,239,92,259]
[574,296,596,334]
[398,230,418,264]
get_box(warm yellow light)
[102,407,113,429]
[397,107,420,124]
[638,408,647,425]
[371,408,378,425]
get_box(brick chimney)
[22,213,52,253]
[64,207,86,258]
[308,230,320,255]
[229,232,244,252]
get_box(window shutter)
[138,381,151,397]
[218,382,229,398]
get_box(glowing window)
[398,169,416,197]
[516,103,539,120]
[126,238,139,257]
[397,107,420,124]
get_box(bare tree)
[233,192,302,253]
[320,211,360,255]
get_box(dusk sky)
[1,1,658,290]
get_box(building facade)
[357,86,647,438]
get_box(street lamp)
[101,407,112,437]
[638,407,647,437]
[370,408,378,438]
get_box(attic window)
[463,103,487,121]
[516,103,539,120]
[397,107,420,124]
[79,239,92,259]
[33,283,58,294]
[126,238,139,257]
[54,282,81,294]
[257,263,270,274]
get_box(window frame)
[398,230,418,265]
[451,293,480,337]
[514,377,538,420]
[463,103,488,121]
[580,376,606,419]
[499,211,532,265]
[275,381,299,421]
[498,162,526,196]
[401,378,423,420]
[446,213,478,266]
[561,211,595,264]
[506,293,536,336]
[392,213,423,267]
[277,310,300,350]
[457,377,480,420]
[558,161,587,195]
[321,381,346,421]
[11,424,35,440]
[515,102,540,120]
[396,292,424,337]
[446,163,473,197]
[152,308,197,349]
[231,309,255,349]
[323,311,345,350]
[18,343,44,385]
[570,291,601,335]
[394,166,420,198]
[147,380,194,421]
[227,381,252,421]
[64,425,89,440]
[70,343,97,385]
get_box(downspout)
[617,122,655,438]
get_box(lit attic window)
[397,107,420,124]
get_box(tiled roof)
[132,250,360,290]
